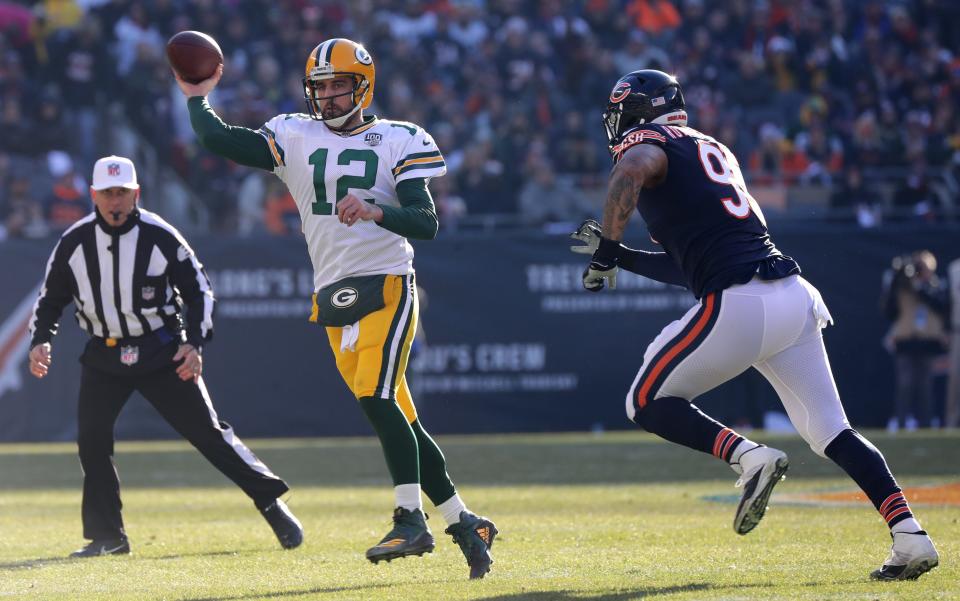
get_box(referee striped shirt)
[29,208,214,349]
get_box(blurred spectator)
[50,15,110,172]
[894,161,938,220]
[518,161,591,226]
[627,0,681,37]
[44,151,89,232]
[456,140,510,215]
[793,125,844,185]
[263,180,300,236]
[881,251,950,431]
[1,176,48,239]
[429,176,467,232]
[830,166,882,228]
[614,30,670,74]
[552,111,602,176]
[0,0,957,231]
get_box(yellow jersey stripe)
[392,154,443,174]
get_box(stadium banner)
[0,226,957,441]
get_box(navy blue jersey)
[616,123,800,299]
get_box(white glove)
[570,219,602,255]
[583,262,618,291]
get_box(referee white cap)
[91,155,139,191]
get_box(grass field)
[0,431,956,601]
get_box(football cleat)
[733,446,789,535]
[366,507,435,564]
[445,511,498,579]
[870,530,939,581]
[260,498,304,549]
[69,537,130,558]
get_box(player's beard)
[321,101,349,121]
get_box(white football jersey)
[258,114,446,291]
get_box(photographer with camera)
[881,250,949,430]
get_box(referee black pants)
[77,351,289,540]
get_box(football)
[166,31,223,84]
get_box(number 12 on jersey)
[697,140,766,226]
[309,148,379,215]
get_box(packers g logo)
[610,82,631,103]
[332,287,359,308]
[355,46,372,65]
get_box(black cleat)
[69,537,130,558]
[366,507,435,564]
[260,499,304,549]
[445,511,498,579]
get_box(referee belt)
[95,327,177,348]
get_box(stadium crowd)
[0,0,959,237]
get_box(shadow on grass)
[179,582,398,600]
[181,583,718,601]
[0,556,74,570]
[0,549,253,571]
[473,581,778,600]
[475,584,709,600]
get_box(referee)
[28,155,303,557]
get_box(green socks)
[358,396,419,486]
[411,419,457,505]
[357,397,458,507]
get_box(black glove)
[583,237,621,292]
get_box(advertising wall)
[1,225,956,441]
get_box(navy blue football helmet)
[602,69,686,157]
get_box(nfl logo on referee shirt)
[364,133,382,146]
[141,286,155,301]
[120,346,139,366]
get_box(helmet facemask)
[303,70,370,129]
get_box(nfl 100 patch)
[120,345,139,366]
[364,132,382,146]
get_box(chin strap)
[323,102,363,130]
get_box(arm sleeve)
[165,236,215,348]
[187,96,276,171]
[378,178,439,240]
[618,245,689,288]
[28,240,74,348]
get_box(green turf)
[0,431,956,600]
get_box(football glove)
[583,237,621,292]
[570,219,602,255]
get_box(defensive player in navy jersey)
[571,70,938,581]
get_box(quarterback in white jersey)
[176,37,497,579]
[259,111,444,291]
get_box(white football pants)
[626,274,850,456]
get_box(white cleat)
[870,530,939,581]
[733,446,789,535]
